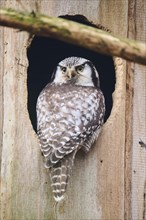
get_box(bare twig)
[0,8,146,65]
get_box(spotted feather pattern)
[37,83,105,201]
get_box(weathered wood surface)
[131,1,146,219]
[0,20,4,170]
[124,1,136,219]
[0,0,145,220]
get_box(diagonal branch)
[0,8,146,65]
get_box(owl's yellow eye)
[76,64,85,72]
[61,66,67,73]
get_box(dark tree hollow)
[27,15,115,132]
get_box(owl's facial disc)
[53,57,99,87]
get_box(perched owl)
[36,57,105,202]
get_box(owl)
[36,57,105,202]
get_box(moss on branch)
[0,8,146,65]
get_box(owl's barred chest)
[37,83,102,129]
[41,83,100,113]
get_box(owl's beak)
[67,70,76,79]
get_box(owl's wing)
[37,85,105,168]
[37,120,85,168]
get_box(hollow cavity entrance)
[27,15,115,132]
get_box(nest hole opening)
[27,15,115,132]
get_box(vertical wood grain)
[0,1,54,219]
[0,25,4,170]
[98,0,128,37]
[124,0,136,219]
[0,3,4,215]
[97,1,128,219]
[132,2,146,219]
[0,0,135,219]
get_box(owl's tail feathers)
[50,151,75,202]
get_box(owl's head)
[52,57,100,88]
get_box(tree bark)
[0,8,146,65]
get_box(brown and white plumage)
[36,57,105,201]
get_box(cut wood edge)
[103,56,126,130]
